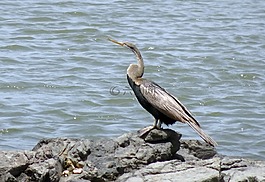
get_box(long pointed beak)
[108,38,124,46]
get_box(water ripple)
[0,0,265,160]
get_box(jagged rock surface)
[0,129,264,182]
[117,156,265,182]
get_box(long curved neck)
[131,47,144,78]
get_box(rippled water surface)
[1,1,265,160]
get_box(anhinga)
[109,38,217,147]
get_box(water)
[1,0,265,160]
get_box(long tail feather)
[187,121,218,147]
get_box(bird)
[108,38,217,147]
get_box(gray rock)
[0,151,34,181]
[0,129,264,182]
[178,139,217,160]
[117,156,265,182]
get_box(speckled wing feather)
[140,79,217,146]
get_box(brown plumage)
[109,38,217,147]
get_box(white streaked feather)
[139,79,218,146]
[140,80,193,123]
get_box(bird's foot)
[138,125,161,138]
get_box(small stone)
[76,161,85,168]
[73,168,83,174]
[62,170,69,177]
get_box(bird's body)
[109,38,217,147]
[127,76,176,126]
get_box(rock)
[116,158,220,182]
[0,151,34,181]
[0,129,265,182]
[117,157,265,182]
[0,129,180,181]
[178,140,217,160]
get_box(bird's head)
[108,38,136,51]
[109,37,144,79]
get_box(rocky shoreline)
[1,129,264,182]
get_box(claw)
[138,119,163,138]
[138,126,155,138]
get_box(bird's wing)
[140,80,198,124]
[140,80,218,146]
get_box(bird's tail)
[187,120,218,147]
